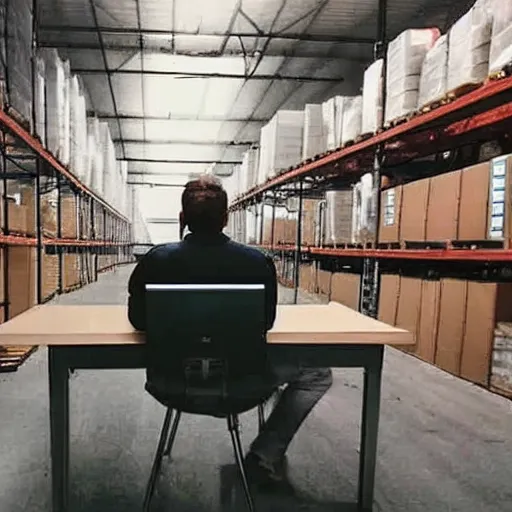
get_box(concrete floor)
[1,265,512,512]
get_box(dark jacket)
[127,232,278,333]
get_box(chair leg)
[143,408,173,512]
[227,415,255,512]
[257,404,265,434]
[164,410,182,457]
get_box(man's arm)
[128,257,148,331]
[264,254,278,331]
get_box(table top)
[0,303,413,346]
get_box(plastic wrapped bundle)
[34,57,46,145]
[85,117,102,190]
[302,104,324,159]
[258,110,304,181]
[41,49,67,159]
[447,0,493,92]
[324,190,354,246]
[100,122,116,203]
[241,148,259,192]
[248,148,259,189]
[385,28,440,123]
[341,96,363,146]
[322,98,337,150]
[334,96,347,148]
[352,173,375,244]
[70,76,88,181]
[418,35,449,109]
[6,0,32,125]
[362,59,384,134]
[489,0,512,74]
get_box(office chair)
[142,283,277,512]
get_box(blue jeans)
[250,364,333,464]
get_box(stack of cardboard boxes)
[379,155,512,246]
[379,274,512,392]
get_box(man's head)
[180,174,228,235]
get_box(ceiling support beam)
[93,113,268,122]
[124,158,242,164]
[39,25,375,44]
[115,139,253,146]
[71,68,345,82]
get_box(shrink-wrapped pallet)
[86,117,102,190]
[362,59,384,134]
[70,75,88,181]
[302,104,324,160]
[447,0,493,92]
[4,0,32,125]
[258,110,304,181]
[322,98,337,150]
[341,96,363,146]
[100,122,117,203]
[34,57,46,145]
[324,190,354,246]
[352,173,375,244]
[241,148,259,193]
[489,0,512,74]
[418,35,449,109]
[385,28,440,123]
[334,96,348,148]
[61,60,71,166]
[42,49,69,161]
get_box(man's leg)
[249,365,333,472]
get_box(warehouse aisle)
[1,265,512,512]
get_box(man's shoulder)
[142,242,183,260]
[225,239,273,264]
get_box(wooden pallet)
[384,111,417,130]
[419,96,449,114]
[0,346,38,373]
[446,82,483,101]
[487,62,512,83]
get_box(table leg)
[49,347,70,512]
[357,346,383,511]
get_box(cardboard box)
[426,170,461,241]
[435,279,467,376]
[461,282,512,386]
[20,185,36,237]
[8,247,36,318]
[458,162,490,240]
[395,277,422,352]
[379,186,402,243]
[417,279,441,363]
[487,154,512,245]
[42,253,59,299]
[491,323,512,397]
[299,264,316,293]
[317,269,332,299]
[378,274,400,325]
[400,178,430,242]
[301,199,319,246]
[62,195,78,239]
[63,254,80,289]
[331,272,360,310]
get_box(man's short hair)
[181,174,228,233]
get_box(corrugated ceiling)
[37,0,474,230]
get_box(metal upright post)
[270,191,276,250]
[293,181,304,305]
[360,0,387,318]
[1,131,9,319]
[56,173,63,293]
[259,201,264,245]
[35,158,43,304]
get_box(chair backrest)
[144,284,268,381]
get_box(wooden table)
[0,302,413,512]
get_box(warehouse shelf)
[0,109,128,222]
[0,234,132,247]
[258,244,512,262]
[231,75,512,210]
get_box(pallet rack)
[0,103,132,371]
[229,29,512,318]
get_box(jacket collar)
[183,232,230,245]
